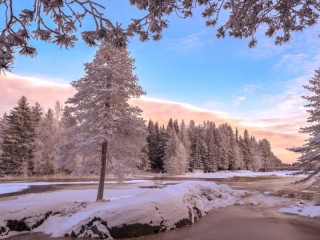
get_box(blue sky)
[2,1,320,162]
[11,2,317,116]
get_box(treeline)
[0,97,62,176]
[147,119,282,174]
[0,96,282,177]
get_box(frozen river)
[3,175,320,240]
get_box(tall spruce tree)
[204,122,218,172]
[289,68,320,182]
[64,41,146,201]
[0,96,35,176]
[163,126,188,175]
[34,108,60,175]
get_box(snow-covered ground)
[0,171,318,239]
[0,181,247,239]
[177,170,304,179]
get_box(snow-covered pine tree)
[56,106,82,175]
[239,129,253,170]
[0,113,7,164]
[155,123,167,172]
[173,119,180,134]
[0,96,35,176]
[163,127,188,175]
[139,144,150,171]
[54,100,63,121]
[188,120,207,171]
[289,68,320,182]
[203,122,218,172]
[147,120,158,171]
[250,136,262,171]
[33,108,60,175]
[179,120,191,166]
[65,41,147,200]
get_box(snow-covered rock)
[0,181,247,239]
[280,202,320,218]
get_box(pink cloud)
[0,74,305,164]
[0,74,75,114]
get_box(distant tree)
[33,108,60,175]
[31,102,43,125]
[289,68,320,183]
[250,136,262,171]
[0,113,8,159]
[1,0,319,71]
[239,129,253,170]
[54,100,63,121]
[203,122,218,172]
[64,41,146,201]
[179,120,191,166]
[188,120,207,171]
[139,144,150,171]
[147,120,158,171]
[152,123,167,172]
[56,106,81,175]
[0,96,35,176]
[163,127,188,175]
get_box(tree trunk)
[96,141,107,201]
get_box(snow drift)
[0,181,247,239]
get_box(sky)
[1,1,320,163]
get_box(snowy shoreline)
[0,181,248,239]
[0,170,304,195]
[0,171,319,239]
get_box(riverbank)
[1,172,319,239]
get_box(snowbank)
[177,170,304,179]
[0,181,247,239]
[280,202,320,218]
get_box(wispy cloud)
[231,83,263,106]
[275,53,320,76]
[165,32,206,55]
[233,96,246,106]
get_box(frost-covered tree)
[0,96,35,176]
[203,122,218,172]
[239,129,253,170]
[289,68,320,183]
[250,136,262,171]
[0,113,7,160]
[64,41,146,201]
[163,127,188,175]
[56,106,82,175]
[147,120,158,171]
[139,144,150,171]
[1,0,319,71]
[179,120,191,165]
[33,108,60,175]
[54,100,63,121]
[188,120,207,171]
